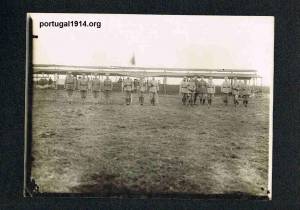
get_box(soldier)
[54,73,58,89]
[133,78,139,93]
[48,77,53,88]
[221,76,231,105]
[240,80,250,107]
[64,71,75,104]
[207,77,215,105]
[149,77,159,105]
[232,77,240,106]
[180,76,189,105]
[197,76,208,105]
[103,73,113,104]
[78,73,89,104]
[192,76,199,105]
[187,77,197,106]
[91,73,101,104]
[123,75,134,105]
[137,76,147,105]
[88,75,93,92]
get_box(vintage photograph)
[25,13,273,198]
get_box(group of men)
[180,76,216,106]
[180,76,251,107]
[221,76,251,107]
[64,71,251,107]
[124,76,160,105]
[64,72,160,105]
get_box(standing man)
[103,73,113,104]
[187,77,196,106]
[64,71,75,104]
[123,75,134,105]
[197,76,208,105]
[48,77,53,88]
[232,77,240,106]
[88,75,93,93]
[91,73,101,104]
[180,77,189,105]
[137,76,147,105]
[221,76,231,105]
[240,80,250,107]
[192,76,199,105]
[54,73,59,89]
[207,77,215,105]
[78,73,89,104]
[149,77,159,105]
[133,78,139,93]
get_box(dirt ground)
[30,89,270,197]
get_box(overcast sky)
[29,14,274,85]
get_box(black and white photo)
[25,13,274,199]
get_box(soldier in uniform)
[123,75,134,105]
[192,76,199,105]
[149,77,159,105]
[88,75,93,93]
[103,73,113,104]
[187,77,196,106]
[232,77,240,106]
[221,76,231,105]
[91,73,101,104]
[64,71,75,104]
[180,76,189,105]
[240,80,250,107]
[137,76,147,105]
[197,76,208,105]
[207,77,215,105]
[54,73,59,89]
[78,73,89,104]
[133,79,139,93]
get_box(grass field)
[30,89,270,197]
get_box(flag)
[130,54,135,65]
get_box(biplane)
[32,63,263,94]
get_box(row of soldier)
[64,72,251,106]
[180,76,251,107]
[65,72,160,105]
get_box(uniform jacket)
[232,81,240,95]
[65,75,75,90]
[207,81,215,94]
[103,78,113,91]
[79,78,89,91]
[149,80,159,93]
[138,79,147,92]
[180,80,189,94]
[197,79,208,93]
[92,79,101,91]
[123,78,134,91]
[188,80,196,93]
[221,80,231,94]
